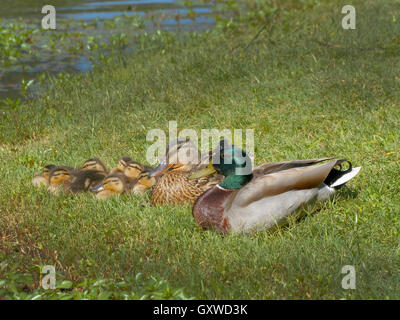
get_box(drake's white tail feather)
[330,166,361,188]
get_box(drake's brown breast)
[192,186,235,233]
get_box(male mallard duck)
[149,138,223,205]
[48,165,106,195]
[31,164,56,188]
[190,140,361,234]
[90,173,129,200]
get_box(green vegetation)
[1,270,194,300]
[0,271,192,300]
[0,15,146,68]
[1,0,400,299]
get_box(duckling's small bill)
[90,184,104,193]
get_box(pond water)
[0,0,215,100]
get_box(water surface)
[0,0,214,99]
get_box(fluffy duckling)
[90,173,129,200]
[124,160,153,184]
[48,165,106,195]
[149,138,223,205]
[33,158,107,190]
[110,156,152,179]
[80,158,108,189]
[31,164,57,188]
[110,156,132,174]
[130,171,157,195]
[81,158,108,174]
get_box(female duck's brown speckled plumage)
[149,138,223,206]
[151,169,222,205]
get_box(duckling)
[81,158,108,173]
[48,166,106,195]
[80,157,108,189]
[149,138,223,206]
[124,160,153,184]
[110,156,132,174]
[90,173,129,200]
[130,171,157,195]
[31,164,56,188]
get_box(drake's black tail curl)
[324,159,353,188]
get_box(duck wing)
[252,157,334,177]
[233,160,339,208]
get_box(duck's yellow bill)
[189,162,217,180]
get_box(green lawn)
[1,0,400,299]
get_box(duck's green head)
[190,140,253,190]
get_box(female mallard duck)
[90,173,129,200]
[48,159,107,195]
[190,140,361,234]
[149,138,223,205]
[31,164,56,188]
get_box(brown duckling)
[130,171,157,195]
[33,158,107,189]
[31,164,57,188]
[81,158,108,173]
[48,166,106,195]
[124,160,153,184]
[90,173,129,200]
[110,156,132,174]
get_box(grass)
[1,0,400,299]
